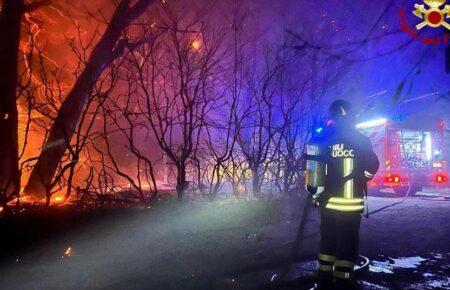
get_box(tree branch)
[127,0,158,21]
[24,0,52,12]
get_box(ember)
[191,39,202,51]
[62,247,73,259]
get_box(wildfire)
[7,195,27,207]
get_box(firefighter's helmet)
[328,100,356,124]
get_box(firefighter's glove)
[312,194,321,207]
[363,170,375,182]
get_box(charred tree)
[0,0,23,205]
[24,0,157,198]
[0,0,49,205]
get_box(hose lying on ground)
[366,184,412,216]
[270,194,313,286]
[272,183,420,286]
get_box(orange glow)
[192,39,202,51]
[236,183,246,193]
[63,246,73,258]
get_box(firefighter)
[304,100,379,290]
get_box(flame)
[141,183,154,190]
[237,183,246,193]
[192,39,201,51]
[63,246,72,258]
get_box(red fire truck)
[357,117,448,195]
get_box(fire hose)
[365,182,412,216]
[269,193,313,288]
[271,182,412,287]
[270,193,371,289]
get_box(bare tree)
[126,3,226,199]
[201,2,250,198]
[270,64,310,196]
[14,19,122,205]
[24,0,158,198]
[237,47,285,197]
[97,64,160,204]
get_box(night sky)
[33,0,450,120]
[266,0,449,119]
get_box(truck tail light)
[436,174,448,183]
[386,175,401,184]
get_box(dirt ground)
[0,192,449,290]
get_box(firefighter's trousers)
[318,207,362,283]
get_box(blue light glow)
[356,118,387,129]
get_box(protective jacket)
[306,123,379,212]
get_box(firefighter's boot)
[311,268,333,290]
[334,278,360,290]
[311,280,333,290]
[333,259,359,290]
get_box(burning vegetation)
[0,0,448,210]
[0,2,449,290]
[1,0,321,208]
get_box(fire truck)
[357,116,448,195]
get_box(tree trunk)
[252,170,261,197]
[0,0,24,204]
[283,167,294,196]
[212,163,223,196]
[24,0,155,198]
[176,165,186,200]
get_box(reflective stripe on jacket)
[320,124,379,212]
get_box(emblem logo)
[331,144,354,158]
[413,0,450,30]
